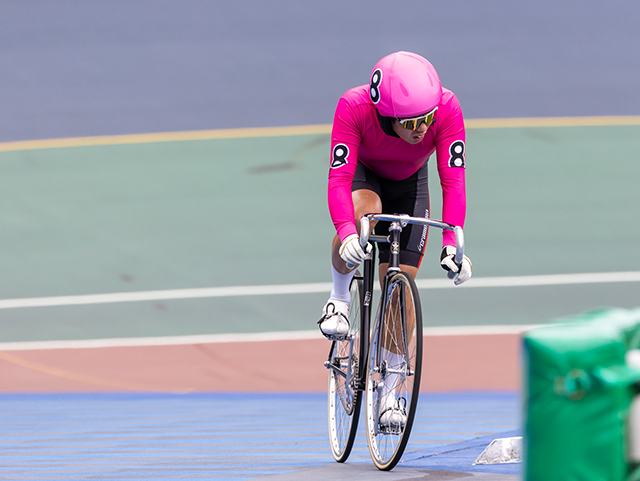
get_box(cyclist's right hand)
[339,234,371,267]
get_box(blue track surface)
[0,392,519,479]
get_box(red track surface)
[0,333,520,393]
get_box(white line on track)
[417,270,640,288]
[0,271,638,311]
[0,325,543,351]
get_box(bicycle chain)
[337,352,359,415]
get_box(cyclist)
[318,51,472,427]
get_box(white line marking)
[0,325,542,351]
[0,283,335,309]
[416,271,640,289]
[0,271,638,310]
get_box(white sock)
[381,348,404,407]
[329,264,355,304]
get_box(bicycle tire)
[327,272,364,462]
[365,271,423,470]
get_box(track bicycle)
[324,213,464,470]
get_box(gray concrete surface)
[1,0,639,142]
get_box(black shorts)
[352,162,430,268]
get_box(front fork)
[371,223,412,393]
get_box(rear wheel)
[328,272,364,462]
[365,271,423,470]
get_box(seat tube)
[362,255,375,335]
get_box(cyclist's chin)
[406,134,425,144]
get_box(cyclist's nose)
[416,122,428,133]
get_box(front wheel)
[365,271,423,470]
[327,272,364,462]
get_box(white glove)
[339,234,371,267]
[440,245,472,285]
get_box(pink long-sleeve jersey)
[327,85,466,247]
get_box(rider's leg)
[331,189,381,274]
[319,189,381,338]
[373,165,428,426]
[376,165,427,356]
[378,264,418,284]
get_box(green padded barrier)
[523,308,640,481]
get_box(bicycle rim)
[365,272,423,470]
[328,273,363,462]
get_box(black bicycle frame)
[330,212,452,392]
[356,221,405,392]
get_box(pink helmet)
[369,51,442,118]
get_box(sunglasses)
[397,107,438,130]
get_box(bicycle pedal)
[378,425,404,435]
[326,335,350,341]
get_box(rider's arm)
[434,91,467,248]
[327,95,362,243]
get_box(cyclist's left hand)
[440,245,472,285]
